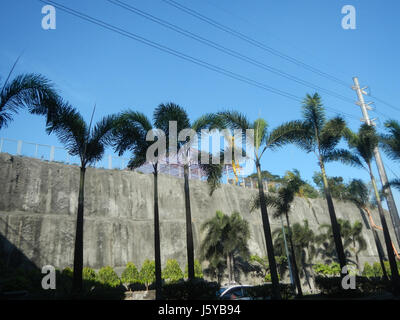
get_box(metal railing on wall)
[0,137,271,188]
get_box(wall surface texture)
[0,153,397,282]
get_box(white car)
[218,284,253,300]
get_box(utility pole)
[352,77,400,248]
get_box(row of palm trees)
[1,71,400,299]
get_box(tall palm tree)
[380,120,400,191]
[218,111,305,299]
[111,110,163,300]
[251,169,305,296]
[1,68,58,129]
[344,124,400,289]
[200,211,250,284]
[344,179,388,279]
[154,103,222,281]
[46,101,116,293]
[284,93,358,272]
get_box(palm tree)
[200,211,250,284]
[344,179,388,279]
[284,93,358,272]
[273,220,316,291]
[380,120,400,191]
[1,66,58,130]
[251,169,305,296]
[344,124,400,289]
[46,101,116,293]
[154,103,222,281]
[111,110,163,299]
[218,111,305,299]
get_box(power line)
[161,0,400,118]
[160,0,351,88]
[38,0,361,124]
[106,0,355,105]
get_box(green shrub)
[162,279,220,300]
[312,262,341,276]
[247,283,294,300]
[121,262,140,285]
[139,260,155,290]
[97,266,121,288]
[184,260,204,279]
[264,273,280,282]
[83,267,97,282]
[163,259,184,283]
[61,267,73,278]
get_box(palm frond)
[319,117,346,152]
[323,149,364,168]
[380,119,400,162]
[267,120,311,151]
[302,93,325,134]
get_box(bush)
[97,266,121,288]
[185,260,204,279]
[121,262,140,286]
[264,273,280,282]
[312,262,341,276]
[162,279,220,300]
[61,267,73,278]
[139,260,155,290]
[83,267,97,282]
[163,259,184,283]
[247,283,295,300]
[315,276,392,297]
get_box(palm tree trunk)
[368,161,400,292]
[231,254,235,283]
[72,166,86,294]
[285,212,303,297]
[256,160,281,299]
[319,161,347,272]
[362,206,389,280]
[153,167,162,300]
[226,254,232,283]
[183,164,195,281]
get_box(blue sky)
[0,0,399,208]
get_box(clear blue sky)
[0,0,399,208]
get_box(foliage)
[312,262,341,276]
[246,283,295,300]
[139,260,156,290]
[249,254,286,280]
[97,266,121,288]
[162,259,184,283]
[82,267,97,282]
[380,119,400,162]
[121,262,140,285]
[62,266,73,278]
[185,260,204,279]
[312,172,348,200]
[162,279,220,300]
[200,211,250,282]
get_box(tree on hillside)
[46,101,116,293]
[154,103,223,282]
[217,111,305,299]
[251,169,306,296]
[343,179,388,280]
[312,172,348,200]
[344,124,400,291]
[282,93,360,273]
[200,211,250,284]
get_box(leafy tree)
[312,172,347,200]
[0,63,59,130]
[46,101,116,293]
[154,103,223,281]
[97,266,121,288]
[283,93,357,272]
[121,262,140,286]
[251,169,306,296]
[344,124,400,289]
[162,259,184,283]
[112,110,163,299]
[185,260,204,279]
[217,111,305,299]
[139,260,156,291]
[200,211,250,284]
[249,254,286,281]
[343,179,388,279]
[272,220,316,290]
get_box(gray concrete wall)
[0,153,397,283]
